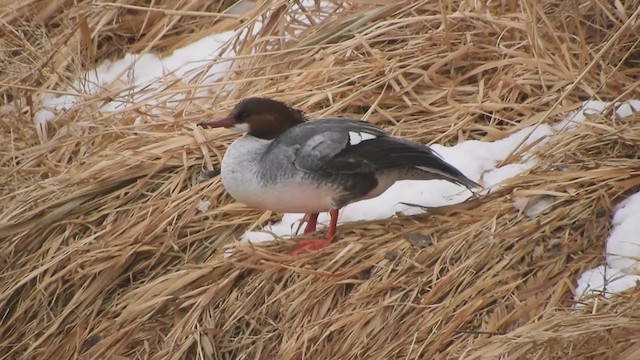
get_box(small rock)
[513,195,555,218]
[197,200,212,213]
[403,232,433,248]
[197,168,221,182]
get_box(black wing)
[324,136,479,189]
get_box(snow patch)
[575,191,640,305]
[32,0,338,124]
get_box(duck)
[198,97,479,255]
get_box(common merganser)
[198,98,479,255]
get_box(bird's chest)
[220,136,272,203]
[219,136,337,213]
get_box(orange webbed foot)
[289,209,340,255]
[288,238,332,255]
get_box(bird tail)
[414,165,480,190]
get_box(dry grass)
[1,0,640,359]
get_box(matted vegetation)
[1,0,640,358]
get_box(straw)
[1,0,639,358]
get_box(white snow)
[575,267,640,303]
[32,0,337,124]
[605,193,640,271]
[574,191,640,305]
[33,31,239,124]
[555,100,640,131]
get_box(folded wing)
[271,118,478,190]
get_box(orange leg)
[303,213,319,234]
[289,209,339,255]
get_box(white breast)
[220,135,336,213]
[220,135,271,206]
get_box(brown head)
[198,97,307,139]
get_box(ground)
[1,0,640,359]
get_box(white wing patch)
[348,131,377,145]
